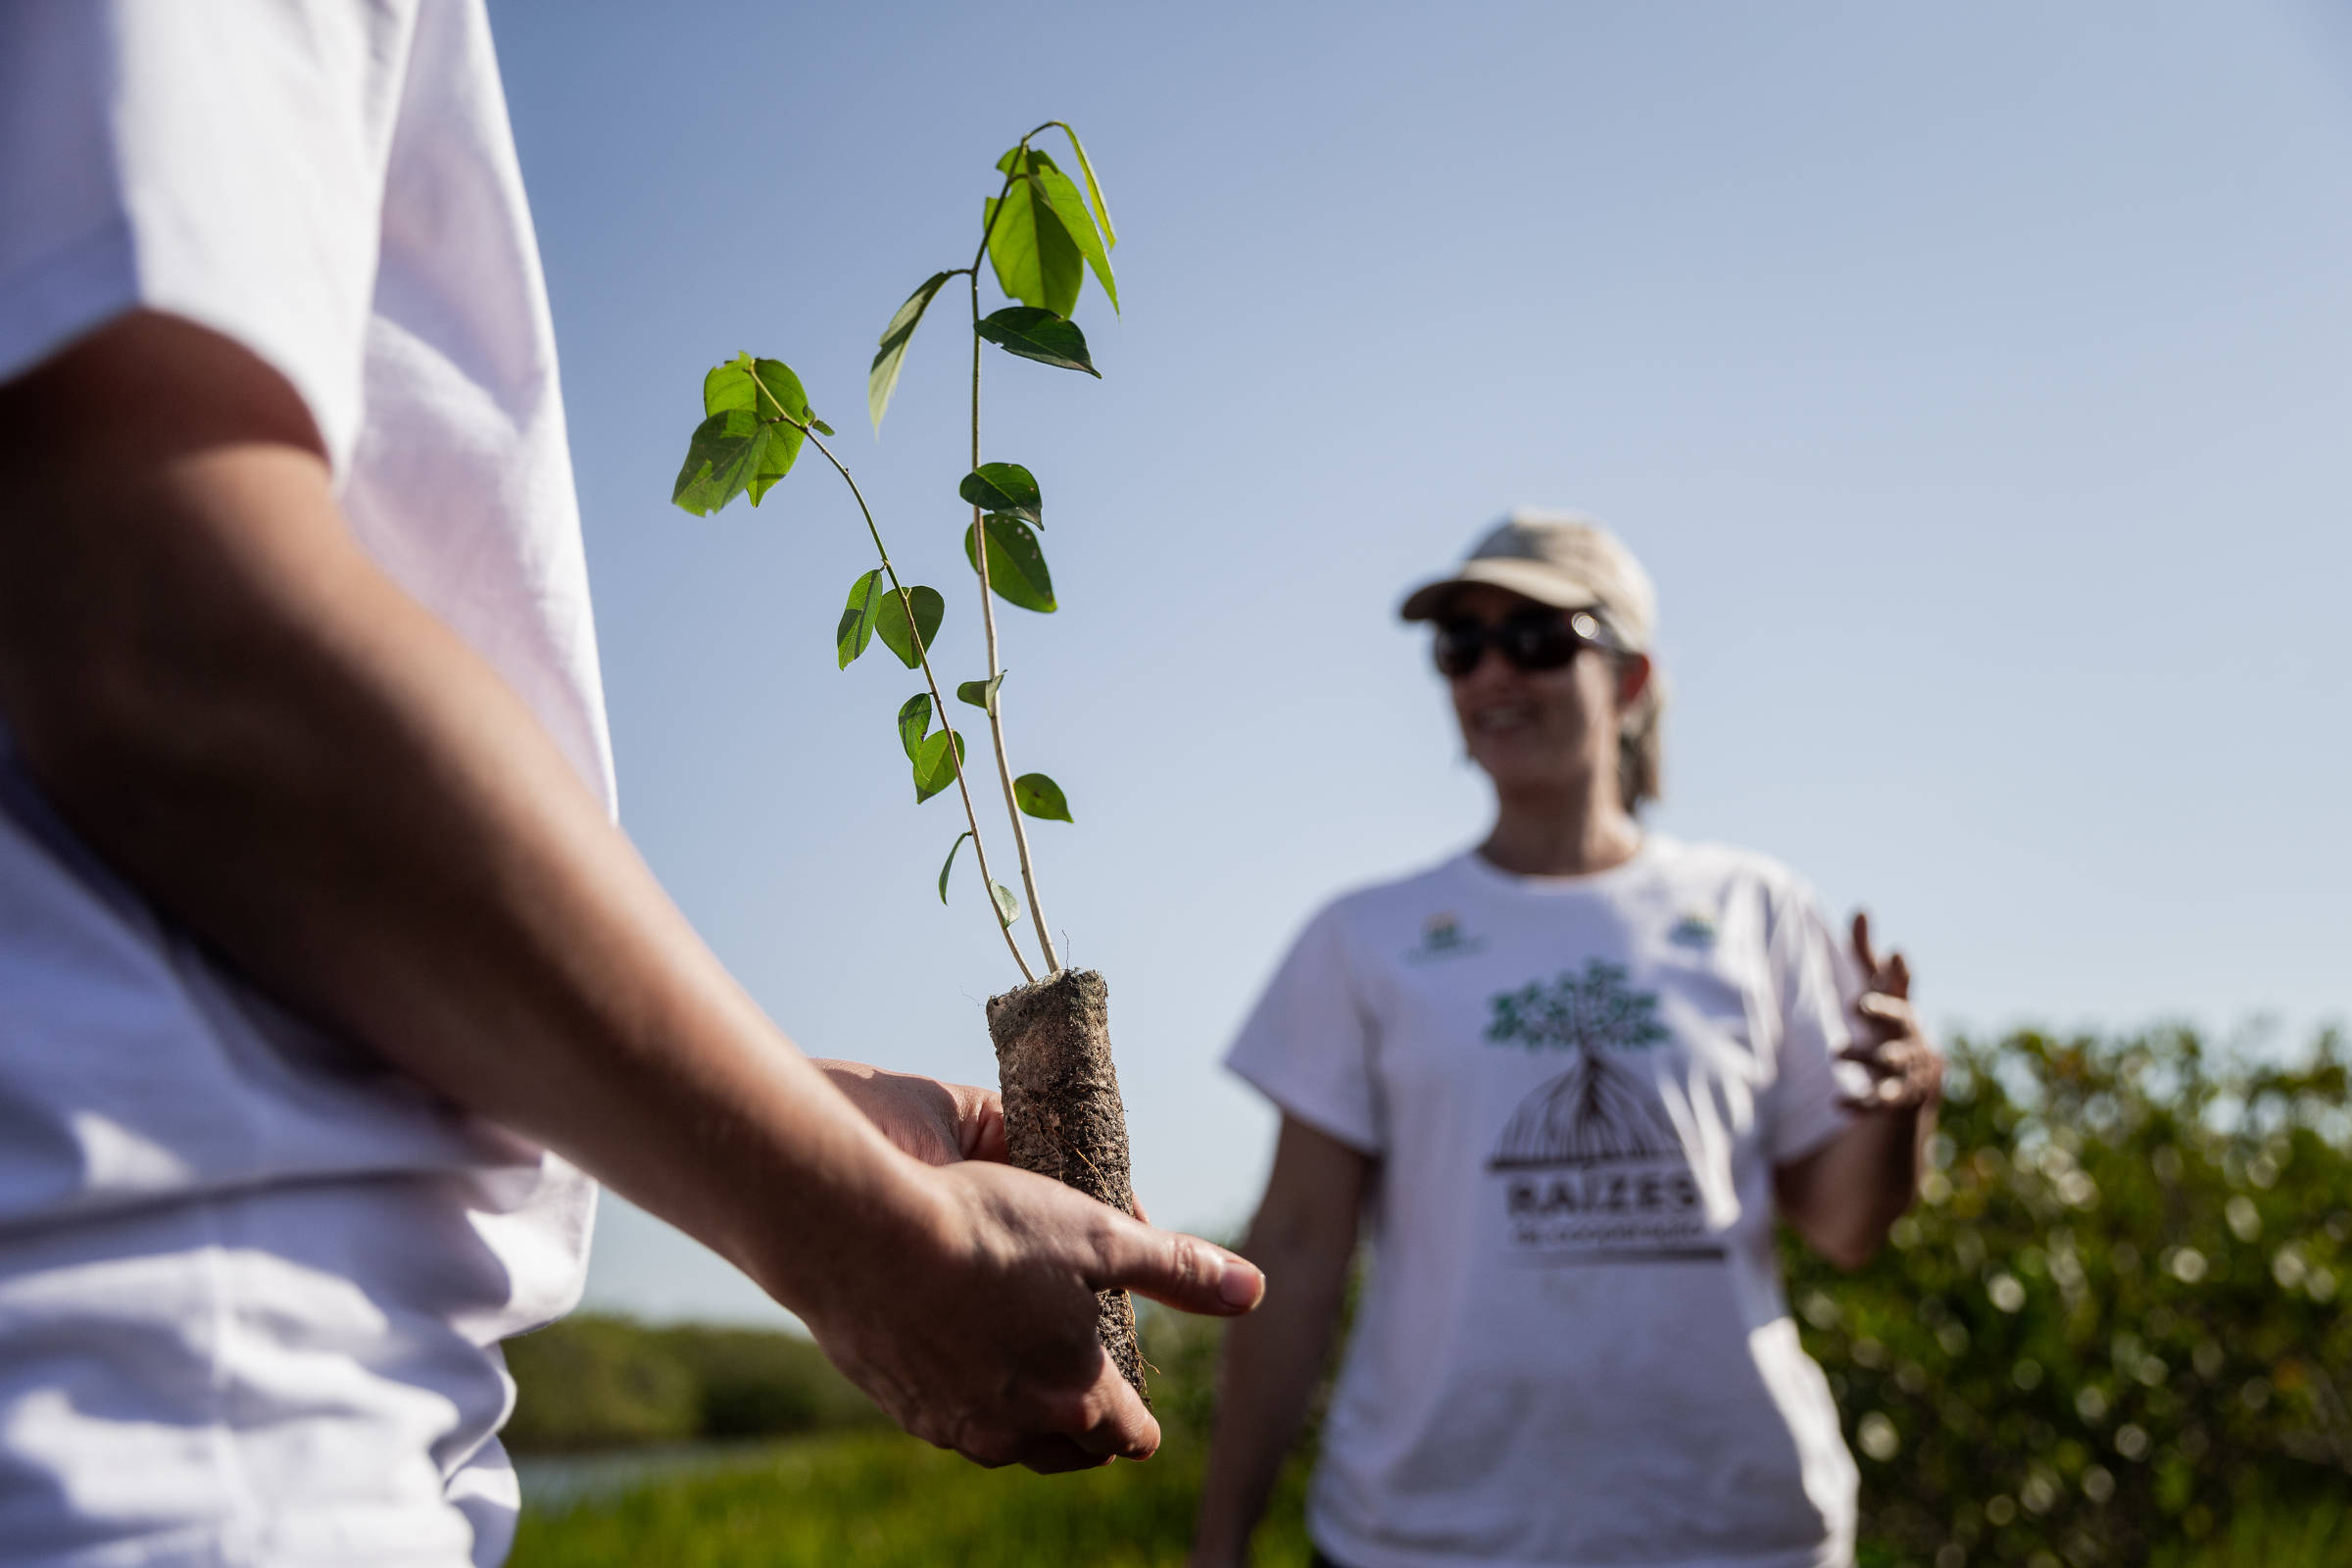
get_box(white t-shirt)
[0,2,611,1561]
[1228,838,1865,1568]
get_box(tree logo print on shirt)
[1483,960,1721,1262]
[1487,961,1676,1167]
[1486,958,1669,1057]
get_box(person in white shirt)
[0,4,1260,1564]
[1189,514,1942,1568]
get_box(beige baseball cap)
[1397,508,1657,652]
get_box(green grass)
[512,1426,2352,1568]
[511,1426,1313,1568]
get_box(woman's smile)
[1466,700,1539,734]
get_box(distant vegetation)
[503,1316,879,1452]
[511,1417,1315,1568]
[510,1026,2351,1567]
[509,1306,1315,1568]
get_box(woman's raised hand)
[1839,911,1944,1112]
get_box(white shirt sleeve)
[1223,903,1386,1155]
[1761,882,1859,1165]
[0,0,402,471]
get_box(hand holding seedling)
[668,122,1171,1403]
[789,1159,1261,1472]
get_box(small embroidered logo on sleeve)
[1668,912,1717,951]
[1403,911,1486,963]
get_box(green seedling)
[670,119,1115,984]
[667,122,1151,1396]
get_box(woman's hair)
[1616,651,1666,811]
[1595,607,1665,812]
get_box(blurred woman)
[1190,513,1942,1568]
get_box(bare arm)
[1774,913,1942,1271]
[0,313,1259,1471]
[1191,1115,1372,1567]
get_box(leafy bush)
[664,1323,881,1440]
[1788,1027,2351,1566]
[503,1316,700,1451]
[504,1316,880,1452]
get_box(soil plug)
[986,969,1145,1399]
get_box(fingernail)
[1217,1254,1263,1308]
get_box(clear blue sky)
[487,1,2352,1325]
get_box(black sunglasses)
[1432,608,1613,678]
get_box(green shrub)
[503,1315,702,1451]
[1788,1027,2351,1566]
[661,1323,882,1441]
[504,1316,880,1452]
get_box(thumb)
[1086,1216,1264,1316]
[950,1083,1009,1162]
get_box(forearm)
[1781,1102,1935,1270]
[1193,1227,1352,1560]
[0,357,927,1309]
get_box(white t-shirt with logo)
[1228,838,1865,1568]
[0,3,610,1561]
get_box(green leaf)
[744,426,803,505]
[868,271,954,431]
[1049,122,1117,251]
[956,671,1007,713]
[938,831,972,904]
[957,464,1042,525]
[963,516,1055,612]
[671,408,804,514]
[808,416,835,437]
[873,584,945,669]
[1032,161,1115,313]
[836,569,887,668]
[672,409,757,514]
[1013,772,1073,823]
[702,358,753,415]
[675,355,808,512]
[912,728,964,804]
[990,880,1022,927]
[897,693,933,762]
[976,308,1099,377]
[983,168,1082,318]
[706,355,811,424]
